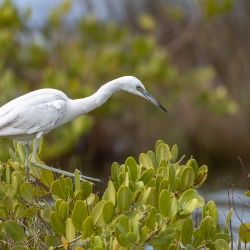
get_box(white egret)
[0,76,167,182]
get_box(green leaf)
[213,233,231,244]
[178,189,198,209]
[105,180,116,205]
[171,144,178,163]
[17,144,26,163]
[245,191,250,197]
[66,218,75,241]
[195,165,208,187]
[51,179,66,200]
[238,223,250,243]
[147,150,158,172]
[134,187,151,208]
[72,200,88,231]
[187,159,198,177]
[117,185,132,211]
[181,218,193,246]
[103,201,115,224]
[123,210,143,221]
[59,201,68,222]
[4,220,26,241]
[14,203,24,219]
[139,153,153,169]
[22,206,38,218]
[9,148,17,162]
[50,211,66,236]
[74,169,81,192]
[20,181,33,203]
[138,226,148,245]
[91,200,106,227]
[126,232,137,245]
[155,140,165,152]
[45,235,60,247]
[200,216,216,240]
[5,184,16,197]
[138,168,155,186]
[3,195,18,210]
[169,164,176,190]
[214,239,230,250]
[147,227,176,246]
[111,162,120,183]
[181,167,195,188]
[82,216,94,239]
[146,187,158,208]
[156,143,170,163]
[226,208,232,224]
[80,181,93,200]
[159,189,171,217]
[0,205,8,219]
[125,157,138,183]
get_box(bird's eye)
[136,85,141,90]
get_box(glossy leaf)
[200,216,216,240]
[117,185,132,211]
[156,143,170,163]
[20,181,33,203]
[103,201,115,224]
[181,167,195,188]
[138,168,154,186]
[111,162,120,183]
[4,220,26,241]
[214,239,230,250]
[139,153,153,169]
[50,211,66,236]
[82,216,94,239]
[181,218,193,246]
[147,150,158,172]
[13,203,24,219]
[159,189,170,217]
[80,181,93,200]
[238,223,250,243]
[125,157,138,183]
[45,235,59,247]
[66,218,75,241]
[71,200,88,231]
[171,144,178,163]
[91,200,106,227]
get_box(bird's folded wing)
[0,96,66,136]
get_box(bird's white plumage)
[0,76,167,144]
[0,89,68,143]
[0,76,167,182]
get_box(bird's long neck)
[69,79,123,119]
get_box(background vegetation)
[0,0,249,189]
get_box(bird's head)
[120,76,168,113]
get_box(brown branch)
[52,235,82,250]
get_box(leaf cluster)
[0,140,232,249]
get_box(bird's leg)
[30,138,101,182]
[25,143,31,180]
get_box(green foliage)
[0,0,238,163]
[0,140,233,249]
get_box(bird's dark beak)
[144,91,168,113]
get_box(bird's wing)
[0,91,67,136]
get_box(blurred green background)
[0,0,248,189]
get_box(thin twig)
[227,184,233,250]
[231,185,250,233]
[238,156,250,191]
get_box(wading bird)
[0,76,167,182]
